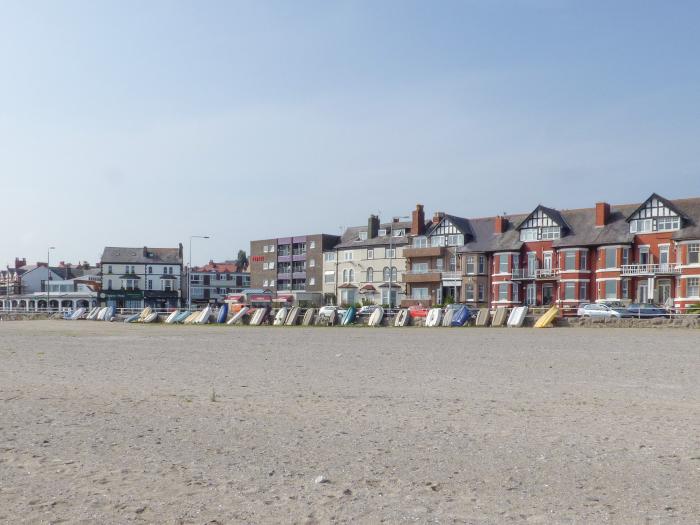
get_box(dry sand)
[1,321,699,524]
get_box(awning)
[338,283,358,289]
[378,283,402,289]
[359,284,377,294]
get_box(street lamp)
[46,246,55,313]
[188,235,210,310]
[388,216,410,309]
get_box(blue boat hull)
[451,306,470,326]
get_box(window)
[478,255,486,274]
[580,251,588,270]
[478,284,485,302]
[107,279,112,290]
[269,245,275,253]
[447,234,464,246]
[564,282,575,300]
[147,279,153,290]
[605,280,617,299]
[367,249,374,259]
[621,278,629,299]
[513,254,520,271]
[412,262,429,273]
[430,236,446,247]
[413,237,428,248]
[366,268,374,282]
[343,251,353,261]
[269,280,275,288]
[604,248,617,268]
[324,252,335,262]
[512,283,519,303]
[263,246,269,253]
[162,280,173,292]
[688,244,700,264]
[579,282,587,300]
[393,229,405,237]
[656,217,680,231]
[108,265,112,274]
[309,241,316,249]
[498,255,509,274]
[263,279,268,287]
[342,269,355,283]
[465,283,474,301]
[378,229,387,237]
[436,258,444,271]
[385,248,396,258]
[466,256,475,274]
[309,259,315,268]
[340,289,356,305]
[519,228,538,242]
[498,283,509,301]
[541,227,561,240]
[148,266,153,274]
[263,262,268,270]
[358,232,368,241]
[309,277,315,286]
[411,287,429,300]
[564,251,576,271]
[688,278,700,297]
[324,272,335,284]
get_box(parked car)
[621,304,670,319]
[577,303,622,319]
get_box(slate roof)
[426,214,474,238]
[335,221,413,249]
[101,246,182,265]
[457,195,700,253]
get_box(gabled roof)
[515,204,571,231]
[624,192,687,222]
[426,214,473,238]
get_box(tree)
[236,249,248,270]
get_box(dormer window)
[378,229,387,236]
[628,195,683,233]
[358,231,368,241]
[413,236,427,248]
[518,206,565,241]
[392,229,405,237]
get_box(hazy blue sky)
[2,0,699,266]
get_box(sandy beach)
[1,321,699,524]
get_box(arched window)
[366,268,374,282]
[349,269,354,282]
[383,267,390,281]
[391,267,397,281]
[342,269,349,283]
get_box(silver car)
[577,303,622,319]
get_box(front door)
[656,280,671,305]
[637,281,648,303]
[542,284,554,305]
[526,283,536,305]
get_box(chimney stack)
[494,215,508,234]
[14,257,26,269]
[595,202,610,228]
[411,204,425,236]
[368,215,380,239]
[432,212,444,225]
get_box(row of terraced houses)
[249,193,700,312]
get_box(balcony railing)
[512,268,560,280]
[621,263,681,276]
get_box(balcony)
[512,268,560,280]
[403,246,445,258]
[403,270,442,283]
[621,263,681,276]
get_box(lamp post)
[388,216,410,309]
[188,235,210,310]
[46,246,55,313]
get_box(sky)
[1,0,700,266]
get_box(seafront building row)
[2,192,699,313]
[249,193,700,313]
[1,248,249,312]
